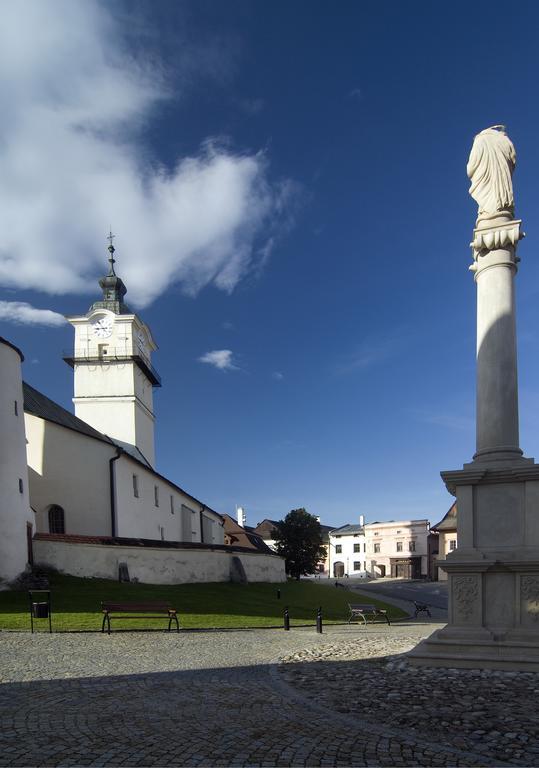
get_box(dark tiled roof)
[432,502,457,532]
[253,519,281,539]
[330,524,364,535]
[22,382,220,517]
[23,382,112,445]
[222,515,275,554]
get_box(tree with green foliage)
[273,508,327,580]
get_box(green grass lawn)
[0,573,407,632]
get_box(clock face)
[91,315,113,339]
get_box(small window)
[374,532,379,536]
[335,544,342,554]
[396,541,403,552]
[14,400,18,416]
[409,541,416,552]
[98,343,108,359]
[363,543,366,552]
[18,478,23,494]
[132,474,139,498]
[170,495,174,514]
[396,530,401,534]
[48,505,65,534]
[159,525,165,541]
[154,485,159,507]
[353,561,361,570]
[449,540,457,551]
[353,543,360,553]
[374,542,380,554]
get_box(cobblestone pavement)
[0,623,530,767]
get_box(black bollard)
[277,589,281,600]
[284,606,290,631]
[316,606,323,634]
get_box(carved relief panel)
[452,574,481,625]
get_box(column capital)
[469,217,524,275]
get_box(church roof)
[23,382,112,445]
[22,381,221,518]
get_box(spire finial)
[107,229,116,275]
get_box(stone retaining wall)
[33,536,286,584]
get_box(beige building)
[431,503,457,581]
[365,519,430,579]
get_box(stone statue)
[467,125,516,216]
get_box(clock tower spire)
[89,231,129,315]
[64,234,161,467]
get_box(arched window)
[48,505,65,534]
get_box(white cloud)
[198,349,237,371]
[335,332,408,375]
[0,301,66,326]
[272,371,284,380]
[415,409,474,432]
[0,2,291,308]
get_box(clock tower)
[64,235,161,467]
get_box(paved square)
[0,624,532,766]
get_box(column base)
[409,628,539,671]
[413,462,539,671]
[472,445,526,463]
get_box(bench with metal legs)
[101,602,180,634]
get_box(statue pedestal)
[409,460,539,671]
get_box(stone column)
[408,127,539,671]
[471,214,523,462]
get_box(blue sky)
[2,0,539,529]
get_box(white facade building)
[365,519,430,579]
[328,519,367,578]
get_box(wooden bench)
[413,601,431,618]
[101,602,180,634]
[348,603,390,626]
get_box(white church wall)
[74,363,135,398]
[26,414,114,536]
[0,339,33,581]
[134,366,154,412]
[33,538,286,584]
[113,454,224,545]
[132,398,155,466]
[73,397,135,445]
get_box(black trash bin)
[32,602,49,619]
[28,590,52,633]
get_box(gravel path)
[0,624,533,766]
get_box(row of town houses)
[252,504,457,581]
